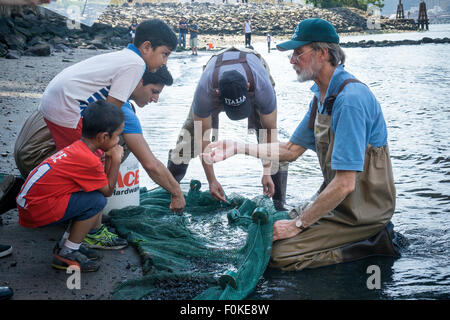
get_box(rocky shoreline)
[0,2,423,59]
[341,36,450,48]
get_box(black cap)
[218,70,251,121]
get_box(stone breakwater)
[102,2,417,36]
[0,2,420,59]
[341,37,450,48]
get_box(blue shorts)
[47,191,106,226]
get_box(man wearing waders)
[167,47,289,211]
[205,19,400,270]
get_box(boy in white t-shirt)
[38,19,177,151]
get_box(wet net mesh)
[109,180,290,300]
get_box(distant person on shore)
[17,101,127,272]
[204,18,399,270]
[188,19,199,56]
[178,17,188,49]
[167,47,289,211]
[267,32,271,53]
[244,18,252,48]
[129,18,138,42]
[4,20,185,217]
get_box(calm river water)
[136,24,450,299]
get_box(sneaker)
[82,224,128,250]
[0,286,13,300]
[0,244,12,258]
[0,175,24,215]
[53,243,101,261]
[52,248,99,272]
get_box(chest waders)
[168,47,288,210]
[270,79,400,271]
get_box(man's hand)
[209,179,227,202]
[261,175,274,197]
[105,145,124,163]
[170,193,186,214]
[273,219,301,241]
[203,140,238,164]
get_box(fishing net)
[109,180,290,300]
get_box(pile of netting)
[109,180,290,300]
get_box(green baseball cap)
[277,18,339,51]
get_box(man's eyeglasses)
[288,48,314,62]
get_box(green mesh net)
[110,180,290,300]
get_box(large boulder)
[89,38,110,50]
[24,43,51,56]
[3,31,27,51]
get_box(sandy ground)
[0,49,144,300]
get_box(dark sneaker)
[53,243,101,261]
[79,244,102,260]
[52,249,99,272]
[83,224,128,250]
[0,244,12,258]
[0,286,13,300]
[0,175,25,215]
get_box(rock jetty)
[0,2,424,59]
[341,37,450,48]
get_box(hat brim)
[223,95,252,121]
[276,40,311,51]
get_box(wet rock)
[3,32,26,51]
[85,44,98,50]
[341,37,450,48]
[24,43,51,56]
[27,36,46,47]
[89,39,110,50]
[5,50,20,59]
[0,42,7,57]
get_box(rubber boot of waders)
[167,159,189,183]
[271,170,288,211]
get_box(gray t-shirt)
[193,51,277,118]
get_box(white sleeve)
[108,63,145,103]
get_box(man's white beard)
[295,65,317,82]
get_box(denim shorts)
[48,191,106,226]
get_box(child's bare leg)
[67,212,101,244]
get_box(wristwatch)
[295,217,306,231]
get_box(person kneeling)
[16,101,127,272]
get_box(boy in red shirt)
[16,101,127,272]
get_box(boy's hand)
[105,145,123,162]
